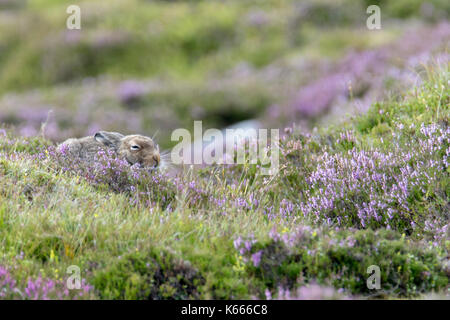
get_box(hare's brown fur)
[59,131,160,168]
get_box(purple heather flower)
[251,251,263,267]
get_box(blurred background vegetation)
[0,0,448,148]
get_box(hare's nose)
[153,154,160,167]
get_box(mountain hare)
[59,131,161,168]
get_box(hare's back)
[59,136,107,160]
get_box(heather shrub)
[236,227,448,298]
[91,249,205,300]
[298,123,448,233]
[277,67,449,240]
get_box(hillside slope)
[0,64,449,299]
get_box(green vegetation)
[0,64,448,299]
[0,0,448,300]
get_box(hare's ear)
[94,131,124,148]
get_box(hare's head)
[94,131,160,168]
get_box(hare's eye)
[130,145,140,151]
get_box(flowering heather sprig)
[0,266,17,298]
[233,235,257,261]
[24,276,61,300]
[336,130,356,149]
[234,193,260,211]
[183,179,210,205]
[278,199,295,219]
[261,200,297,221]
[23,276,93,300]
[268,225,313,249]
[0,266,93,300]
[251,251,263,267]
[423,219,449,247]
